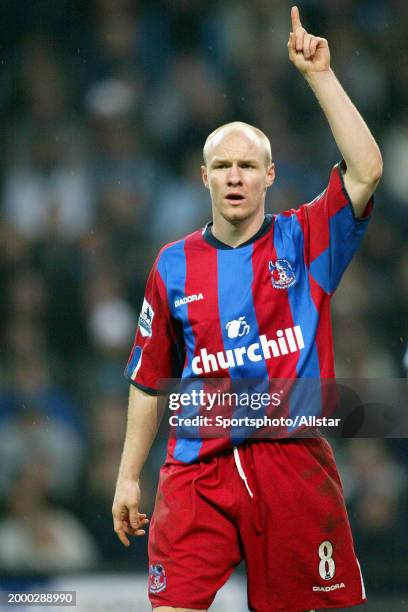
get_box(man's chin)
[223,207,252,225]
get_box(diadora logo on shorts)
[138,298,154,337]
[149,563,167,594]
[313,583,345,592]
[174,293,204,308]
[269,259,296,289]
[226,316,250,338]
[192,325,304,374]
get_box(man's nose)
[227,164,243,185]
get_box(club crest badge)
[138,298,154,337]
[269,259,296,289]
[149,563,167,594]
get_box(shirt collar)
[202,214,273,250]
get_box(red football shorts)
[148,438,366,611]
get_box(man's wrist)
[304,67,335,86]
[117,472,141,484]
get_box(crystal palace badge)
[149,563,167,594]
[268,259,296,289]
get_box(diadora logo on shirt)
[138,298,154,337]
[226,316,250,338]
[269,259,296,289]
[174,293,204,308]
[192,326,304,374]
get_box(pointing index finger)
[291,5,302,31]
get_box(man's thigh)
[148,461,241,610]
[153,606,315,611]
[237,439,366,612]
[154,608,207,612]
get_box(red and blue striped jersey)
[125,162,373,463]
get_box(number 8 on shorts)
[318,540,336,580]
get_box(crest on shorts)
[138,298,154,337]
[149,563,167,594]
[269,259,296,289]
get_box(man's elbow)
[369,157,383,185]
[364,151,383,186]
[347,149,383,188]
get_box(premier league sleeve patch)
[268,259,297,289]
[149,563,167,593]
[138,298,155,337]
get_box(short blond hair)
[203,121,272,167]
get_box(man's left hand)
[287,6,330,75]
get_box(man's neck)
[211,210,266,248]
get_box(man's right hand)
[112,478,149,546]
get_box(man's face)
[201,129,275,225]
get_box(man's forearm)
[305,69,382,183]
[117,385,160,482]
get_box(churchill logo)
[226,316,250,338]
[175,293,204,308]
[192,325,304,374]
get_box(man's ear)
[266,162,276,188]
[201,165,209,189]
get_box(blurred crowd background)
[0,0,407,599]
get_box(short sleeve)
[124,254,183,394]
[302,161,373,295]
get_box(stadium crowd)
[0,0,407,593]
